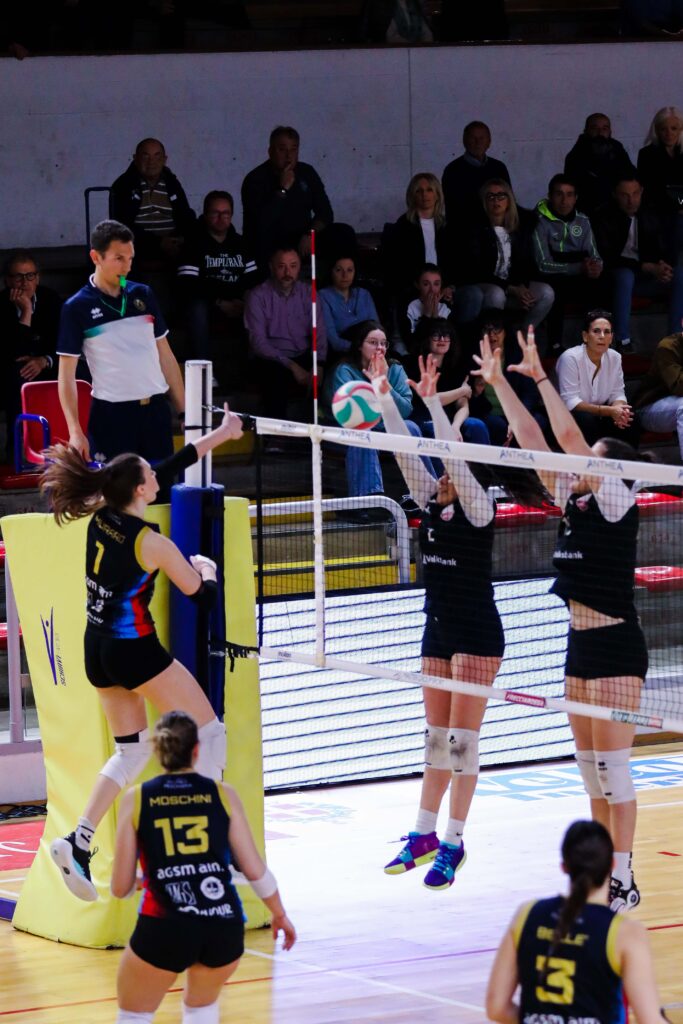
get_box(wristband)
[535,376,549,385]
[250,867,278,899]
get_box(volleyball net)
[241,415,683,788]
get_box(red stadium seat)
[635,492,683,516]
[15,380,92,472]
[495,503,548,526]
[634,566,683,592]
[0,622,22,652]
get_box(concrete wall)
[1,41,681,248]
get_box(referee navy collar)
[89,274,129,317]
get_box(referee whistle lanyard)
[99,276,128,317]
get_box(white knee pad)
[424,724,450,770]
[595,749,635,804]
[447,728,480,776]
[575,749,603,799]
[196,718,226,781]
[100,729,152,790]
[183,1000,219,1024]
[115,1011,154,1023]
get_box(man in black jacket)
[593,175,683,348]
[241,126,334,273]
[0,251,62,462]
[564,113,636,217]
[442,121,511,227]
[177,190,257,364]
[110,138,195,268]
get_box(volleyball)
[331,381,382,430]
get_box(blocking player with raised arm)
[371,351,547,890]
[41,405,244,902]
[486,819,665,1024]
[474,326,654,911]
[112,710,296,1024]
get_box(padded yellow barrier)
[1,497,266,945]
[223,498,268,929]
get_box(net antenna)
[310,227,319,428]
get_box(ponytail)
[540,820,613,985]
[40,445,144,524]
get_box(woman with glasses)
[458,178,554,331]
[556,310,637,447]
[330,319,428,513]
[406,317,489,444]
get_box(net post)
[311,228,318,427]
[185,360,212,487]
[311,427,326,665]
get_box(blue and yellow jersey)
[132,772,243,921]
[514,895,625,1024]
[84,444,200,638]
[85,507,158,638]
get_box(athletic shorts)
[421,609,505,661]
[130,913,244,973]
[84,630,173,690]
[565,620,648,681]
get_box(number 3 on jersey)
[93,540,105,574]
[535,955,576,1004]
[154,816,210,856]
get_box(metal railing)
[248,496,411,584]
[1,557,41,753]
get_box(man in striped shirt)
[110,138,195,269]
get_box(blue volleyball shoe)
[423,841,467,890]
[384,831,440,874]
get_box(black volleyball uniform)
[419,498,504,660]
[83,444,199,689]
[129,771,244,973]
[513,895,626,1024]
[551,477,648,681]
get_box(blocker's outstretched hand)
[508,326,545,382]
[472,334,504,386]
[408,353,441,399]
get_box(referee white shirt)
[556,343,627,412]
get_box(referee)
[57,219,185,465]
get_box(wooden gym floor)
[1,746,683,1022]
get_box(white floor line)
[0,888,20,898]
[0,876,26,883]
[243,945,487,1013]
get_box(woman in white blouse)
[556,310,637,446]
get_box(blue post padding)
[169,483,226,716]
